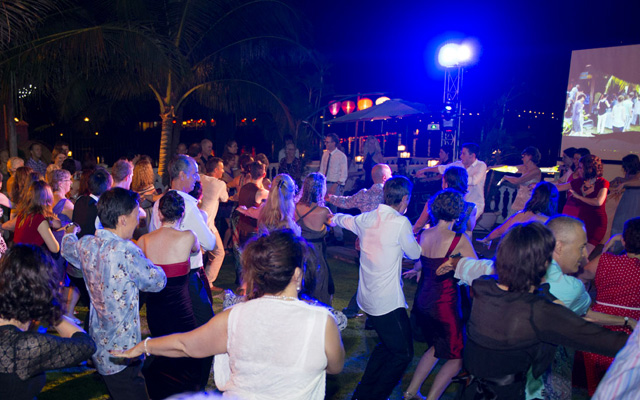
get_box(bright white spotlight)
[438,43,460,67]
[457,44,472,63]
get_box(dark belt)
[453,370,526,400]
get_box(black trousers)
[102,360,149,400]
[352,307,414,400]
[188,268,214,388]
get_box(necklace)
[262,294,299,301]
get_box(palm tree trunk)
[158,107,174,180]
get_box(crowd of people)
[0,134,639,400]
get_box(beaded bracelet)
[144,337,151,356]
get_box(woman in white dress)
[111,229,344,400]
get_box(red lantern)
[328,101,341,116]
[357,98,373,111]
[341,100,355,114]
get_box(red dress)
[13,213,47,247]
[570,177,609,246]
[561,174,580,217]
[413,234,464,359]
[583,253,640,395]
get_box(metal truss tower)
[441,66,463,157]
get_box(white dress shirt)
[199,174,229,233]
[333,204,421,316]
[438,159,487,215]
[149,190,215,269]
[320,148,348,185]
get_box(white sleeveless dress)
[214,297,331,399]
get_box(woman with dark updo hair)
[0,245,95,400]
[136,190,202,398]
[112,229,345,400]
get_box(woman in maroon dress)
[557,154,609,255]
[403,189,477,400]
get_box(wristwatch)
[624,316,629,327]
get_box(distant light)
[95,132,99,135]
[357,98,373,111]
[328,101,341,116]
[399,151,411,159]
[398,144,406,151]
[355,155,364,163]
[438,42,473,67]
[341,101,355,115]
[60,133,63,136]
[68,151,72,156]
[13,117,18,122]
[320,115,324,119]
[445,105,452,111]
[375,96,390,105]
[84,117,90,122]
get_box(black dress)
[144,260,201,399]
[0,325,96,400]
[459,277,628,399]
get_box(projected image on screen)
[561,44,640,160]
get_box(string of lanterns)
[327,96,391,116]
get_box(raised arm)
[412,202,429,234]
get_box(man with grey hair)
[148,155,215,388]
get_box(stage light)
[438,42,474,67]
[458,44,472,63]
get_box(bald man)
[326,163,392,213]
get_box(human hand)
[436,258,455,276]
[603,234,622,253]
[402,268,421,281]
[64,222,80,235]
[415,169,426,178]
[477,237,492,247]
[109,342,145,359]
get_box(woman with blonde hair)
[258,173,300,235]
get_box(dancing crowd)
[0,135,639,400]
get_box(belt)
[596,301,640,311]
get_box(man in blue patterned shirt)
[62,188,166,400]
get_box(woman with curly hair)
[403,189,477,400]
[3,180,60,255]
[0,245,96,400]
[258,173,300,236]
[295,172,334,305]
[111,229,344,400]
[9,166,34,216]
[557,154,609,254]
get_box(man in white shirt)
[321,133,348,243]
[148,155,216,388]
[416,142,487,218]
[332,176,421,400]
[199,157,229,288]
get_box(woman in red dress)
[581,217,640,395]
[557,154,609,255]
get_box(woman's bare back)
[138,228,196,265]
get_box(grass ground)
[39,231,591,400]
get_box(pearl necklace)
[262,294,299,301]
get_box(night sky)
[304,0,639,114]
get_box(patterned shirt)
[25,158,47,177]
[61,229,166,375]
[593,322,640,399]
[327,183,384,213]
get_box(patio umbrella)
[323,98,428,124]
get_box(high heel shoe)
[402,392,425,400]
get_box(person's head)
[371,164,392,185]
[285,142,297,159]
[238,154,254,173]
[521,146,541,165]
[88,168,113,196]
[524,182,558,217]
[249,161,266,181]
[622,154,640,176]
[258,174,298,234]
[222,153,236,170]
[442,166,468,194]
[618,94,625,102]
[225,139,238,155]
[383,176,412,212]
[169,155,199,192]
[131,159,155,192]
[200,139,213,157]
[29,143,43,160]
[111,159,134,188]
[577,94,585,103]
[176,143,188,155]
[546,216,588,274]
[158,190,185,224]
[495,222,555,292]
[439,145,453,163]
[16,180,55,220]
[0,245,62,326]
[187,143,202,158]
[283,134,294,146]
[241,229,307,300]
[97,188,140,239]
[11,166,34,206]
[61,158,77,175]
[7,157,24,175]
[623,217,640,254]
[324,133,339,152]
[363,136,381,155]
[460,143,479,167]
[255,153,269,168]
[579,154,603,180]
[299,172,326,206]
[573,147,590,168]
[206,157,225,179]
[562,147,577,168]
[51,149,67,167]
[49,169,72,194]
[429,189,464,222]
